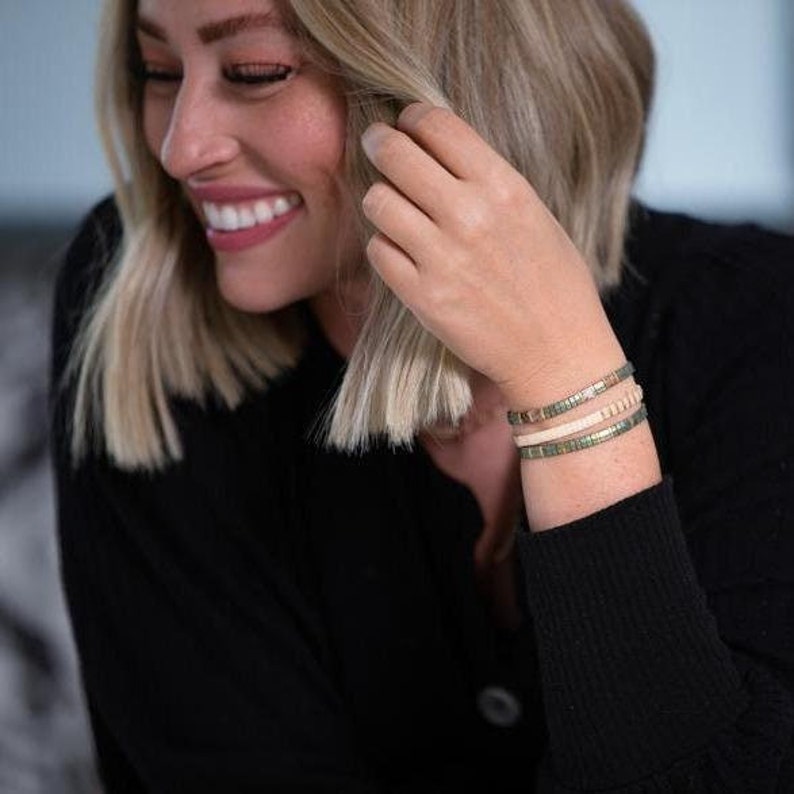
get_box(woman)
[52,0,794,790]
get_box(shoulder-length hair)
[71,0,654,469]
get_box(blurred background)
[0,0,792,791]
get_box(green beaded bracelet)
[518,403,648,460]
[507,361,635,426]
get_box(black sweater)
[51,199,794,792]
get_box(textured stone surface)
[0,226,100,793]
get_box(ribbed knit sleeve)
[513,217,794,791]
[517,482,793,791]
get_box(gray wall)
[633,0,794,230]
[0,0,110,222]
[1,0,792,230]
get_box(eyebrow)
[136,12,280,46]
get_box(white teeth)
[237,207,256,229]
[202,194,301,231]
[219,206,239,232]
[253,200,274,224]
[204,202,223,229]
[272,197,290,217]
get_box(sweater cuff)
[516,479,746,787]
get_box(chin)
[214,264,315,315]
[216,279,294,315]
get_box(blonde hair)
[71,0,654,468]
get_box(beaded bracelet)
[507,361,635,426]
[512,384,644,447]
[518,404,648,460]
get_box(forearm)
[518,419,661,532]
[500,335,662,532]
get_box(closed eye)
[223,63,293,85]
[132,63,182,83]
[130,61,295,89]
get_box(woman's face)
[136,0,358,313]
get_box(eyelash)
[227,63,293,84]
[134,62,293,86]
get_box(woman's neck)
[308,278,370,360]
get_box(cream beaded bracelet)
[506,361,635,426]
[512,384,644,447]
[518,403,648,460]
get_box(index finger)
[396,103,516,184]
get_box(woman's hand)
[362,103,660,531]
[360,103,624,408]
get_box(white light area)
[632,0,794,229]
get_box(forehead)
[136,0,286,40]
[137,0,279,16]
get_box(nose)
[158,80,240,181]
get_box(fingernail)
[361,123,388,160]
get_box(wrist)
[498,341,627,418]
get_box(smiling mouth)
[202,192,302,232]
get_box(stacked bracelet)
[506,361,635,426]
[506,360,649,460]
[512,384,644,447]
[518,404,648,460]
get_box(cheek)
[272,83,348,182]
[141,100,169,162]
[305,97,347,169]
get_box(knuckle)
[456,200,490,240]
[490,180,518,208]
[424,281,446,309]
